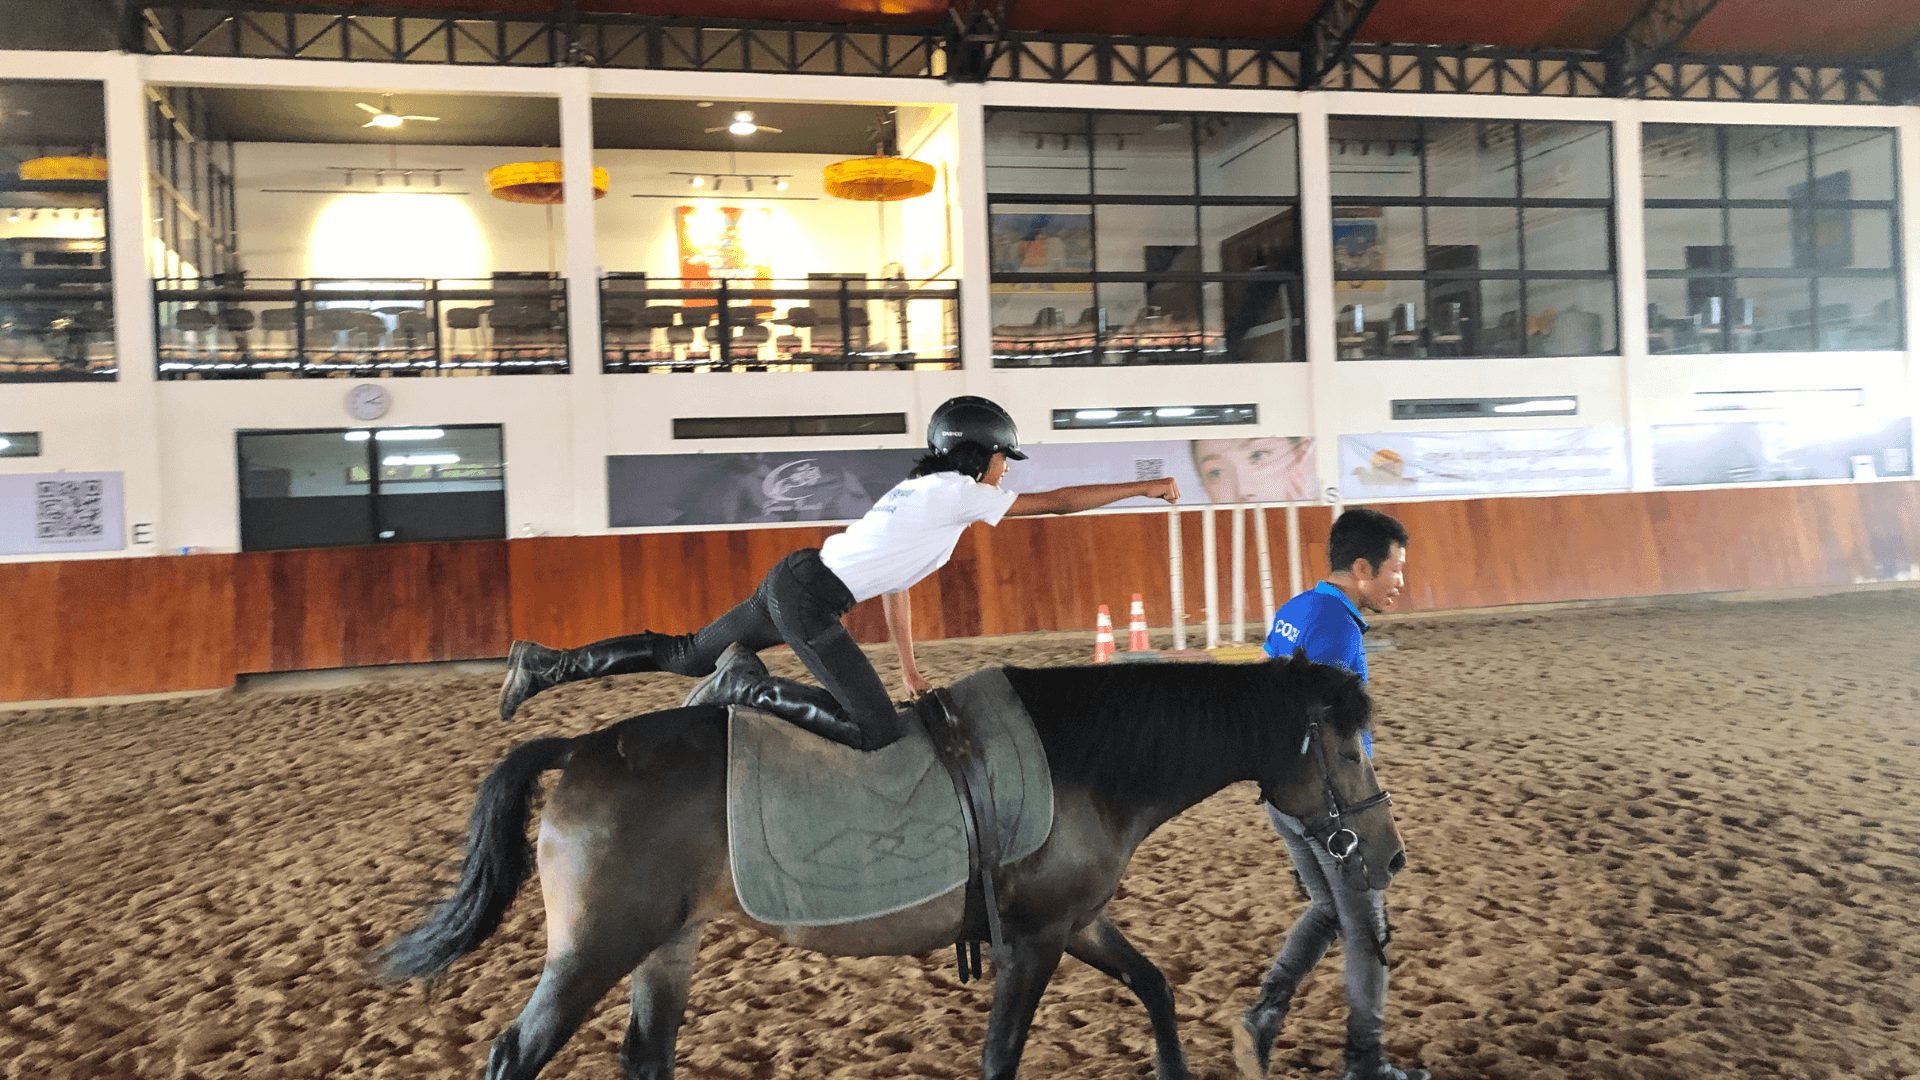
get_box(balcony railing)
[601,276,959,374]
[0,275,117,382]
[153,276,569,379]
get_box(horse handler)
[496,395,1178,750]
[1239,507,1429,1080]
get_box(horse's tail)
[376,735,575,983]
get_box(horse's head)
[1261,652,1404,892]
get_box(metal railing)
[152,276,569,379]
[0,277,117,382]
[600,276,960,374]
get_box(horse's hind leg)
[1065,916,1190,1080]
[621,922,703,1080]
[484,946,643,1080]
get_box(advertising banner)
[1339,429,1629,499]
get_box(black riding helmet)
[927,395,1027,460]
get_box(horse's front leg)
[1065,916,1190,1080]
[980,932,1067,1080]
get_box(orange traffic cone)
[1094,605,1115,663]
[1127,593,1151,652]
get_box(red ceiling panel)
[1683,0,1919,59]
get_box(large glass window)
[1642,124,1902,353]
[2,79,114,382]
[1329,117,1619,359]
[987,110,1302,367]
[237,425,506,551]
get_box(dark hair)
[910,442,995,480]
[1328,507,1407,574]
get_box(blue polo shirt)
[1265,581,1373,756]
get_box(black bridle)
[1293,720,1394,869]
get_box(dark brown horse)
[379,652,1403,1080]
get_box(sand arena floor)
[2,589,1917,1080]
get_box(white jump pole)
[1230,505,1248,643]
[1168,507,1187,651]
[1254,504,1275,633]
[1202,507,1220,650]
[1285,502,1304,597]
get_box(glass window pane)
[1731,277,1815,351]
[1334,280,1425,359]
[1526,279,1617,355]
[1815,277,1900,350]
[1329,117,1422,197]
[1643,124,1723,199]
[238,431,378,550]
[985,110,1089,195]
[1103,280,1204,365]
[1332,205,1423,274]
[1093,113,1194,196]
[1094,203,1197,275]
[1520,122,1611,199]
[1428,205,1520,270]
[376,427,505,543]
[1786,206,1894,270]
[1524,206,1611,272]
[1812,128,1895,201]
[1425,120,1518,200]
[991,285,1096,367]
[1727,207,1796,268]
[1207,278,1302,363]
[1199,115,1298,198]
[990,206,1094,275]
[1725,126,1809,199]
[1647,278,1724,354]
[1644,208,1724,270]
[1201,205,1298,274]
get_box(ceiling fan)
[705,109,781,137]
[356,95,441,130]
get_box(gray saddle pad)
[726,668,1054,927]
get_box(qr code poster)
[0,472,126,555]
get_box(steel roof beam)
[1607,0,1724,96]
[1298,0,1382,89]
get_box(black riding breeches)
[654,548,901,750]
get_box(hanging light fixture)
[19,156,108,182]
[485,161,609,204]
[822,110,934,203]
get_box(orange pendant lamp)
[823,110,934,202]
[485,161,609,204]
[19,156,109,182]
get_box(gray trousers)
[1260,804,1390,1059]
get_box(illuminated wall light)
[689,174,706,189]
[344,430,371,441]
[1156,407,1197,418]
[1491,398,1579,414]
[1075,409,1119,421]
[774,177,790,191]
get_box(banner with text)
[1339,429,1629,500]
[1652,415,1913,487]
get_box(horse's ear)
[1287,647,1311,669]
[1332,671,1373,735]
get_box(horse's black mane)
[1000,652,1370,802]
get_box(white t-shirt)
[819,472,1018,602]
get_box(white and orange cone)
[1127,593,1151,652]
[1094,604,1116,663]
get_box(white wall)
[1,49,1916,560]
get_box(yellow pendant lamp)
[19,156,109,182]
[823,109,934,202]
[485,161,609,204]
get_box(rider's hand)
[903,671,933,698]
[1146,477,1181,504]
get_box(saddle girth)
[918,689,1004,983]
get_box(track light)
[689,174,705,188]
[774,177,789,191]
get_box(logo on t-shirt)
[1272,616,1300,644]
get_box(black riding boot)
[498,633,668,722]
[691,652,902,752]
[1339,1050,1430,1080]
[1233,974,1292,1076]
